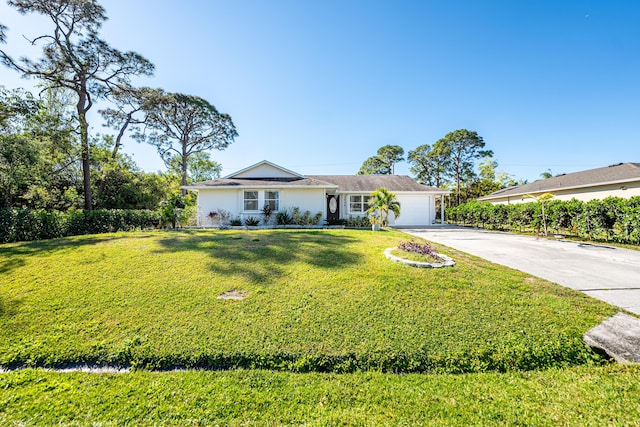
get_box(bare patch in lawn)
[217,290,247,300]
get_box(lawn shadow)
[153,229,364,285]
[0,293,21,318]
[0,234,156,275]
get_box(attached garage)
[391,194,433,227]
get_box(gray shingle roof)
[480,162,640,200]
[308,175,445,192]
[188,174,447,192]
[188,177,336,188]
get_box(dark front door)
[326,195,340,222]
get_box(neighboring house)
[479,162,640,204]
[183,160,449,227]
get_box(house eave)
[183,184,338,191]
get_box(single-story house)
[479,162,640,204]
[183,160,449,227]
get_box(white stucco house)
[479,162,640,204]
[183,160,449,227]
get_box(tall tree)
[0,0,154,209]
[98,86,163,199]
[433,129,492,205]
[358,144,404,175]
[376,145,404,174]
[167,151,222,183]
[358,155,389,175]
[140,92,237,195]
[407,143,450,187]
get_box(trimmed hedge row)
[0,208,161,243]
[447,197,640,244]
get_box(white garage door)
[391,195,432,226]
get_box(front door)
[326,195,340,222]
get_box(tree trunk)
[78,110,93,210]
[181,144,188,196]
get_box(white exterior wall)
[485,182,640,205]
[392,193,434,226]
[197,189,241,226]
[340,192,436,227]
[279,188,326,219]
[196,187,326,225]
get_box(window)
[265,191,279,211]
[244,191,258,211]
[349,195,370,213]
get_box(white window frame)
[265,190,280,212]
[243,190,259,212]
[348,194,370,214]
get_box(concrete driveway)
[403,226,640,315]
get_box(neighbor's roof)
[309,175,447,193]
[479,162,640,200]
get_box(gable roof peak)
[224,160,306,179]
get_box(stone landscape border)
[384,248,455,268]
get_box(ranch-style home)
[479,162,640,204]
[184,160,449,227]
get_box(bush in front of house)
[275,207,323,226]
[244,216,261,226]
[0,208,161,243]
[345,215,371,228]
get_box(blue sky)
[1,0,639,182]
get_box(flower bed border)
[384,247,455,268]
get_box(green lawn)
[1,366,639,426]
[0,229,615,372]
[1,228,635,424]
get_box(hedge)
[0,208,161,243]
[447,197,640,245]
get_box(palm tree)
[367,187,401,228]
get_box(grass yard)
[1,366,639,426]
[2,228,636,424]
[0,229,616,372]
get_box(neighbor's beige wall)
[486,181,640,205]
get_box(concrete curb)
[584,312,640,363]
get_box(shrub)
[276,208,323,226]
[262,203,273,224]
[207,209,231,227]
[0,208,160,243]
[230,217,242,226]
[276,210,293,225]
[447,197,640,245]
[325,218,347,226]
[345,215,371,228]
[244,216,261,226]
